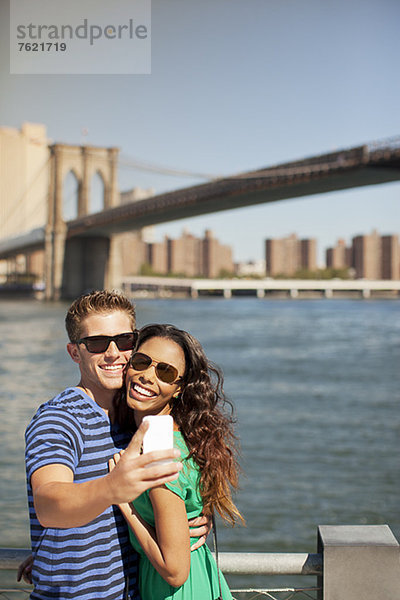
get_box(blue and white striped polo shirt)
[25,387,140,600]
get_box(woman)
[111,323,243,600]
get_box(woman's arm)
[120,486,190,587]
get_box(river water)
[0,297,399,589]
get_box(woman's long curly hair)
[114,323,243,526]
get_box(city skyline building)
[234,259,266,277]
[326,238,352,270]
[301,238,317,272]
[167,230,200,277]
[202,229,233,278]
[353,229,381,280]
[265,233,317,277]
[326,231,400,280]
[381,235,400,280]
[120,228,234,278]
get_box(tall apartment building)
[265,233,317,276]
[116,231,148,277]
[352,230,382,279]
[327,231,400,279]
[167,230,201,276]
[301,238,317,272]
[381,235,400,280]
[147,239,168,274]
[202,229,233,278]
[136,229,233,278]
[265,238,283,276]
[112,190,155,280]
[326,238,352,270]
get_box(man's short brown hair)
[65,290,136,342]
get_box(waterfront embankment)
[121,276,400,299]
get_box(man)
[22,290,209,599]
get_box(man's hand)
[106,420,182,506]
[17,554,33,584]
[188,514,213,550]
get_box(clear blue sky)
[1,0,399,264]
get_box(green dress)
[129,431,233,600]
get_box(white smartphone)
[142,415,174,460]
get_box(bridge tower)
[45,143,119,300]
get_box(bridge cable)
[118,154,223,181]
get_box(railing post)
[317,524,400,600]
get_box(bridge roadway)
[1,137,400,257]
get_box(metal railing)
[231,590,319,600]
[0,587,321,599]
[0,592,31,599]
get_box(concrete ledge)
[0,548,31,570]
[0,548,322,576]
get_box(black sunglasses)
[129,351,182,384]
[77,332,138,354]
